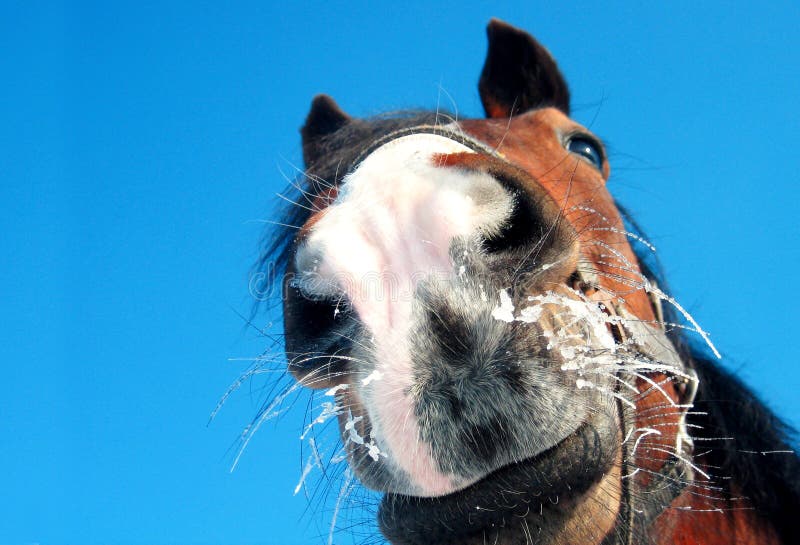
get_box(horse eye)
[566,136,603,170]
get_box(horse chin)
[377,409,621,545]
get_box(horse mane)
[620,207,800,543]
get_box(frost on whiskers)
[294,382,386,497]
[489,284,710,496]
[211,354,380,543]
[490,286,698,408]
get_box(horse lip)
[377,418,618,544]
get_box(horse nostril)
[480,187,546,254]
[282,279,358,387]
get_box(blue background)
[2,2,798,544]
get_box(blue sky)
[2,2,798,544]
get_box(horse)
[262,19,800,545]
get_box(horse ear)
[301,94,352,166]
[478,19,570,118]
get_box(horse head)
[268,19,797,545]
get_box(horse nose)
[284,132,588,496]
[286,132,581,393]
[291,134,516,336]
[427,151,580,285]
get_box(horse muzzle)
[283,131,620,497]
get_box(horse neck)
[652,487,781,544]
[646,351,797,545]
